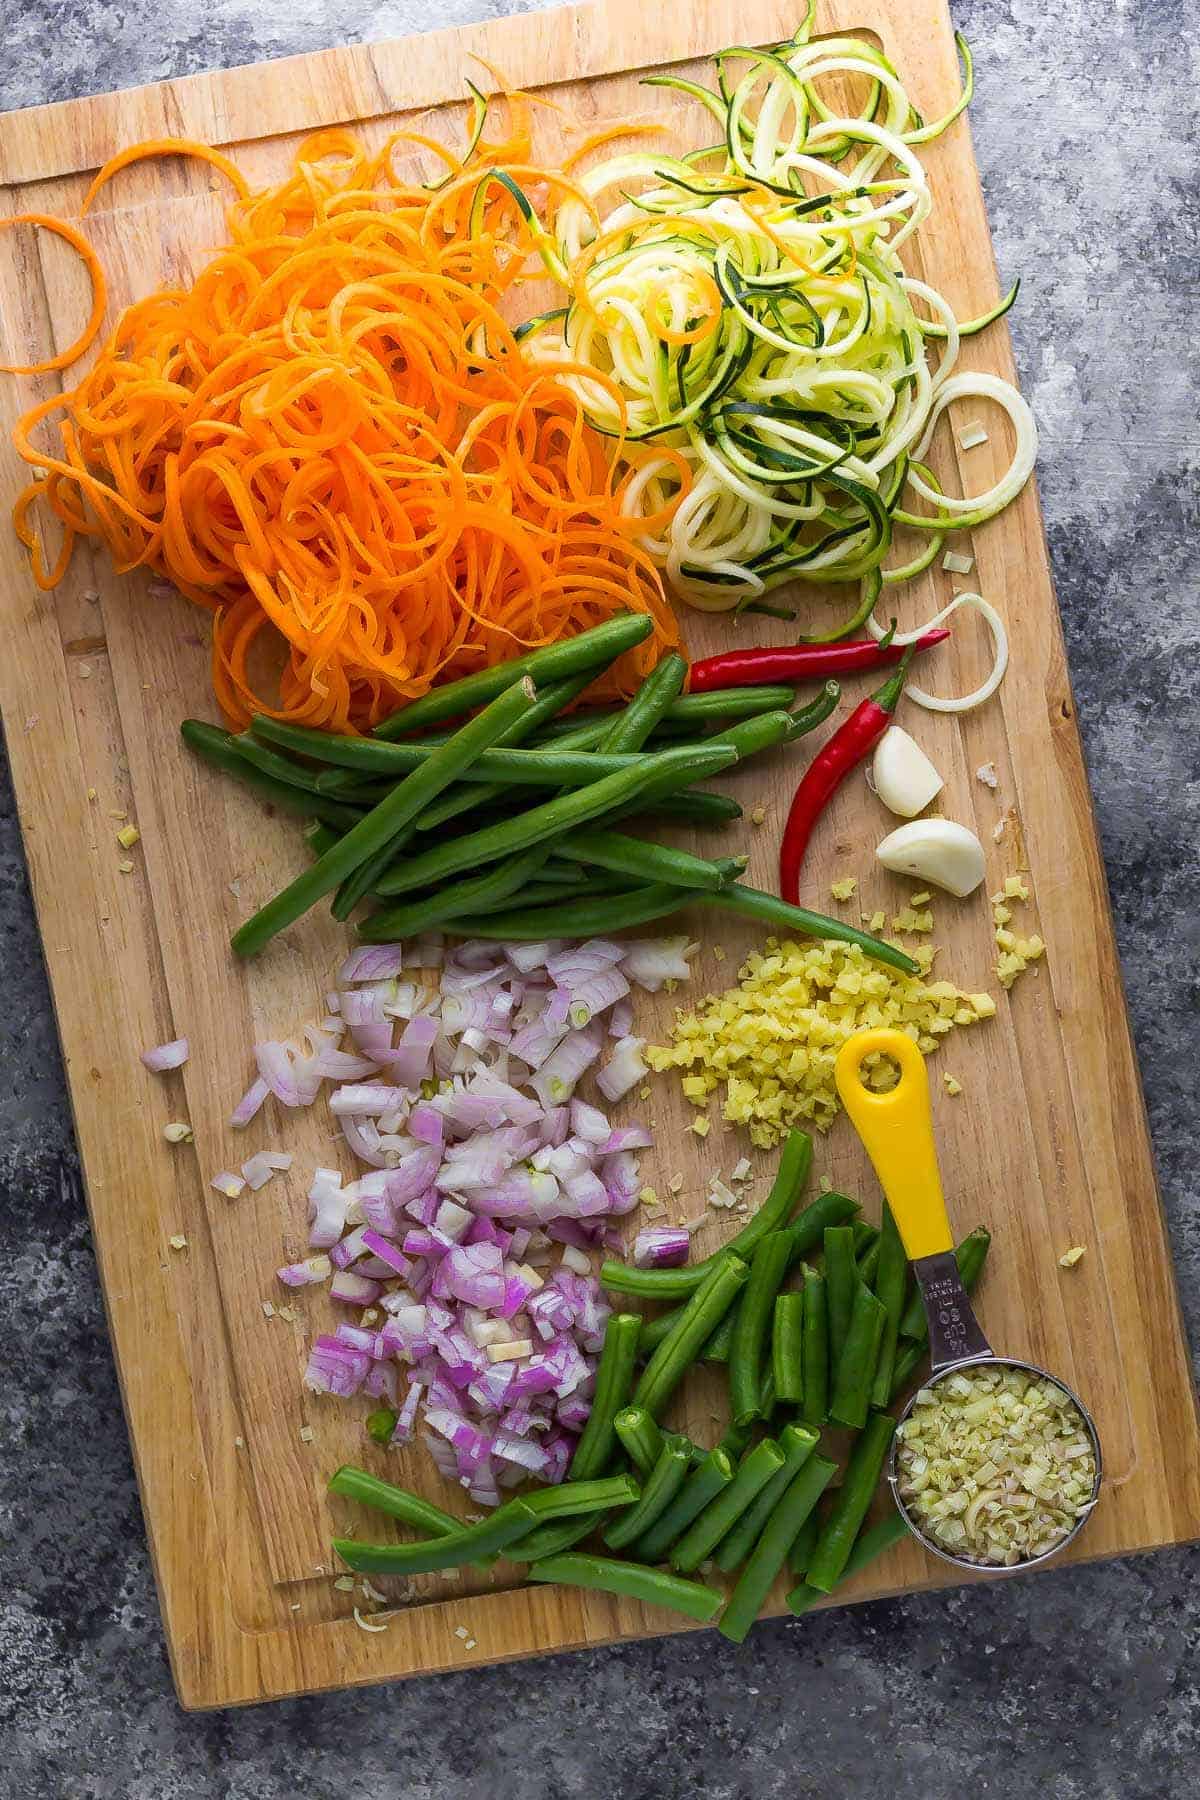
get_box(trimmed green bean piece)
[730,1232,794,1426]
[372,742,735,899]
[701,1310,735,1363]
[634,1448,734,1562]
[570,1313,642,1482]
[180,720,362,833]
[787,1510,820,1578]
[772,1292,805,1405]
[898,1226,991,1342]
[888,1337,925,1401]
[633,1254,750,1422]
[705,884,920,975]
[614,1406,665,1478]
[719,1453,838,1642]
[671,1438,788,1574]
[824,1226,857,1372]
[787,1510,910,1615]
[231,678,537,957]
[528,1551,723,1625]
[857,1237,882,1287]
[603,1128,812,1300]
[851,1221,879,1258]
[801,1265,829,1427]
[829,1281,887,1430]
[333,1473,639,1576]
[598,652,687,754]
[329,1465,471,1540]
[558,827,744,893]
[713,1422,818,1574]
[870,1204,908,1408]
[805,1412,897,1594]
[604,1437,692,1549]
[358,843,552,940]
[373,612,653,739]
[782,678,841,740]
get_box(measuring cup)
[834,1026,1102,1573]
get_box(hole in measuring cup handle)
[913,1249,992,1371]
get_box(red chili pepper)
[687,629,949,694]
[779,648,915,904]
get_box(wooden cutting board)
[2,0,1197,1712]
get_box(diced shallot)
[141,1037,189,1073]
[633,1226,691,1269]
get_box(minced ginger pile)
[647,938,997,1148]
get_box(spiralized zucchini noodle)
[524,8,1036,688]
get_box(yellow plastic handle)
[834,1028,954,1261]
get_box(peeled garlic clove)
[872,727,945,818]
[876,819,986,897]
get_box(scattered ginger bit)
[116,823,140,848]
[830,877,857,902]
[1058,1246,1086,1269]
[942,1073,963,1096]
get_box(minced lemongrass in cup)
[895,1364,1097,1565]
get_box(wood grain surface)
[1,0,1196,1710]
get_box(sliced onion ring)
[868,591,1008,714]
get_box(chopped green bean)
[634,1448,734,1562]
[805,1413,897,1594]
[801,1265,829,1428]
[614,1406,666,1478]
[570,1314,642,1481]
[528,1551,723,1624]
[713,1422,818,1573]
[824,1226,857,1371]
[829,1280,887,1430]
[787,1510,820,1578]
[633,1254,750,1422]
[898,1226,991,1342]
[772,1291,805,1405]
[870,1203,907,1408]
[604,1437,692,1549]
[787,1510,911,1615]
[719,1453,838,1642]
[671,1438,787,1574]
[730,1232,794,1426]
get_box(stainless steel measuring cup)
[834,1027,1103,1573]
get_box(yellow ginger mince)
[647,938,993,1147]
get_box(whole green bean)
[373,612,653,739]
[334,1473,639,1575]
[231,733,330,796]
[824,1226,857,1371]
[598,652,687,754]
[536,686,800,739]
[265,734,715,791]
[614,1406,666,1478]
[633,1254,750,1422]
[671,1438,787,1573]
[787,1509,910,1615]
[570,1313,642,1482]
[558,827,744,893]
[713,1422,818,1574]
[772,1291,805,1405]
[730,1232,794,1426]
[829,1281,887,1430]
[801,1265,829,1427]
[870,1203,908,1409]
[634,1448,734,1562]
[898,1226,991,1342]
[782,678,841,740]
[604,1437,692,1549]
[331,822,414,921]
[528,1551,724,1625]
[786,1510,820,1578]
[705,885,920,976]
[371,742,736,899]
[231,678,537,957]
[805,1412,897,1594]
[639,791,743,827]
[358,843,552,940]
[180,720,362,833]
[449,882,694,941]
[718,1453,838,1642]
[603,1129,812,1300]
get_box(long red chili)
[779,648,915,904]
[688,629,948,694]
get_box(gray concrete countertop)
[2,1,1197,1793]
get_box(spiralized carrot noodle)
[0,215,107,375]
[10,108,685,731]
